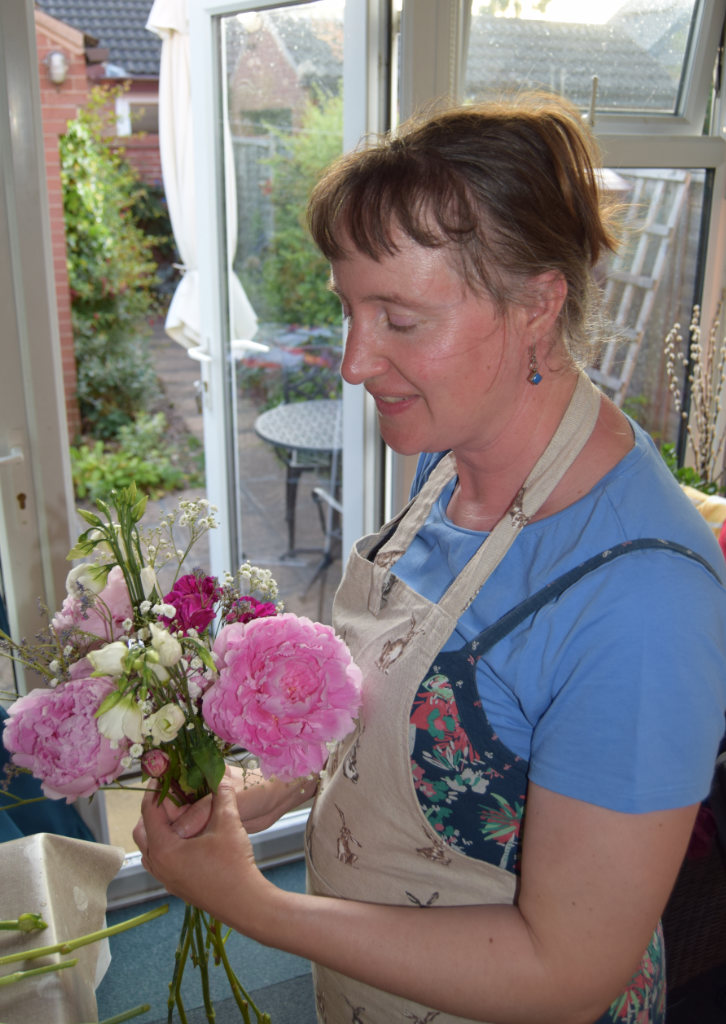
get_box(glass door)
[190,0,389,625]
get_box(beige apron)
[306,374,602,1023]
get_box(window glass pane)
[222,3,345,624]
[589,167,708,459]
[466,0,698,115]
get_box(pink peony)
[203,614,362,781]
[224,595,277,625]
[163,573,221,634]
[51,565,133,642]
[2,676,128,801]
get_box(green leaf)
[185,638,217,674]
[180,762,204,794]
[191,740,225,793]
[95,690,124,717]
[131,493,148,522]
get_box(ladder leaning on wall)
[588,168,691,407]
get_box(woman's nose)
[340,320,388,386]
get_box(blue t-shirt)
[394,421,726,813]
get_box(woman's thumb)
[210,779,238,826]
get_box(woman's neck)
[446,373,634,532]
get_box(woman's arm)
[136,778,697,1024]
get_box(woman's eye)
[386,315,416,333]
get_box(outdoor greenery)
[251,91,344,328]
[60,87,203,502]
[70,413,204,503]
[60,86,161,440]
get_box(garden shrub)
[244,92,344,328]
[70,413,204,502]
[60,87,162,439]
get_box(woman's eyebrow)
[328,281,429,309]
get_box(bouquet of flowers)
[0,486,362,1023]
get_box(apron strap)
[467,538,721,658]
[439,372,602,617]
[450,538,721,752]
[367,374,602,617]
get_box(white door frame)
[0,0,76,696]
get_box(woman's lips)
[370,393,418,415]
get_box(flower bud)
[141,748,170,778]
[140,566,158,599]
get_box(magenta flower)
[203,614,362,781]
[224,595,277,625]
[2,675,128,801]
[51,564,133,642]
[163,573,221,634]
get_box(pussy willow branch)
[664,297,726,486]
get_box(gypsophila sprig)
[664,296,726,492]
[0,485,361,1024]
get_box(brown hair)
[307,92,620,363]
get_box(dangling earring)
[527,345,542,385]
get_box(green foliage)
[60,87,162,438]
[660,443,722,495]
[253,92,344,327]
[70,413,204,502]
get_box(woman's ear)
[524,270,568,336]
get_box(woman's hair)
[307,92,620,364]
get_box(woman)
[135,94,726,1023]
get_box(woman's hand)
[159,764,318,840]
[132,779,273,923]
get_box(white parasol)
[146,0,257,352]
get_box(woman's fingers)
[171,794,213,837]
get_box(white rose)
[66,564,105,598]
[88,641,128,677]
[149,623,183,667]
[97,694,144,747]
[144,703,186,744]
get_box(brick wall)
[124,133,163,186]
[35,10,87,442]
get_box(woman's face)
[331,234,533,457]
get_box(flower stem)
[209,916,266,1024]
[0,956,78,986]
[0,795,49,813]
[192,909,216,1023]
[0,904,168,967]
[95,1008,151,1024]
[167,905,193,1024]
[0,913,46,933]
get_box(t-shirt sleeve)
[520,550,726,812]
